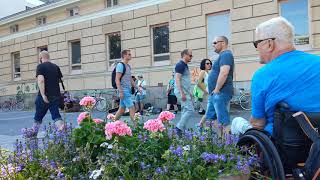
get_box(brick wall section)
[0,0,320,96]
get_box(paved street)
[0,107,250,151]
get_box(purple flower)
[173,146,183,157]
[199,135,206,142]
[57,171,64,178]
[50,161,57,169]
[155,167,163,174]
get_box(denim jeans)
[176,95,194,131]
[34,95,62,124]
[205,92,232,125]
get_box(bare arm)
[116,72,123,92]
[197,70,208,93]
[213,65,230,93]
[250,116,266,129]
[175,73,184,95]
[37,75,49,103]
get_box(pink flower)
[158,111,175,122]
[93,118,104,124]
[77,112,89,125]
[105,121,132,140]
[143,119,165,133]
[79,96,96,108]
[107,114,115,120]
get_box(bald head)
[39,51,50,63]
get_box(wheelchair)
[237,103,320,179]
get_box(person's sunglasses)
[213,41,224,45]
[206,63,212,65]
[188,54,193,58]
[253,38,275,48]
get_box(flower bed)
[0,97,256,179]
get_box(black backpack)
[293,112,320,180]
[111,62,126,89]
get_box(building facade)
[0,0,319,106]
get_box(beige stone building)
[0,0,319,105]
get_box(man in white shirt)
[135,74,147,115]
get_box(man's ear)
[268,39,275,51]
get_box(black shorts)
[168,95,177,105]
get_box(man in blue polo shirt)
[248,17,320,135]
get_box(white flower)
[183,145,190,151]
[89,169,102,179]
[107,144,113,149]
[100,142,109,148]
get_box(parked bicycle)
[230,88,251,111]
[1,97,25,111]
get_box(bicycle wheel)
[15,101,25,111]
[240,94,251,111]
[96,98,107,112]
[1,102,11,112]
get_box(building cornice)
[0,0,171,43]
[0,0,80,26]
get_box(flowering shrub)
[0,96,257,179]
[105,120,132,140]
[143,119,165,133]
[77,112,89,125]
[79,96,96,109]
[158,111,175,122]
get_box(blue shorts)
[34,95,62,123]
[205,93,232,125]
[135,94,145,102]
[119,88,134,108]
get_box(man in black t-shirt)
[33,51,64,132]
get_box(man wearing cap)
[135,74,147,115]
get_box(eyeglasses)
[253,38,276,48]
[213,41,224,45]
[206,63,212,65]
[188,54,193,58]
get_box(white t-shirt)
[136,79,147,95]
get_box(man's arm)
[175,73,183,95]
[213,65,230,93]
[37,75,49,103]
[250,116,266,129]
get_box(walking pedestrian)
[174,49,194,135]
[114,50,137,126]
[33,51,65,134]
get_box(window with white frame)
[36,16,47,26]
[152,24,170,66]
[10,24,19,33]
[12,52,21,79]
[106,0,118,8]
[70,41,81,71]
[280,0,309,45]
[207,11,231,60]
[107,32,121,67]
[67,7,79,17]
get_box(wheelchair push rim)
[237,129,285,180]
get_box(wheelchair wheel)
[237,129,285,180]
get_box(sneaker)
[198,110,205,115]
